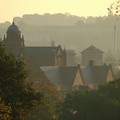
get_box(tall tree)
[0,42,41,120]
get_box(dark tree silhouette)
[0,42,41,120]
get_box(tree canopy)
[0,99,12,120]
[0,42,41,119]
[59,78,120,120]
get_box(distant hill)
[0,13,120,59]
[14,13,81,26]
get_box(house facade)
[81,45,104,66]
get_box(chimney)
[51,40,55,47]
[89,60,94,67]
[104,63,106,66]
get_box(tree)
[0,42,41,119]
[0,99,12,120]
[59,90,120,120]
[99,78,120,102]
[108,0,120,15]
[24,67,62,120]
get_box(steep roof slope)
[82,64,114,88]
[40,65,84,90]
[81,45,104,54]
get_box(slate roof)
[40,65,84,90]
[41,64,114,90]
[24,46,58,55]
[40,66,62,86]
[81,45,104,54]
[82,64,114,87]
[24,46,61,66]
[59,66,83,89]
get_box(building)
[3,22,114,90]
[41,61,115,90]
[66,49,76,66]
[24,45,66,67]
[40,65,84,91]
[3,21,24,57]
[82,61,114,89]
[3,21,66,67]
[80,45,104,66]
[60,65,84,90]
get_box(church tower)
[3,21,24,57]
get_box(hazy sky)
[0,0,115,23]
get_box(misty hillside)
[0,13,120,58]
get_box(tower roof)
[7,21,20,33]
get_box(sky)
[0,0,116,23]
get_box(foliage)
[60,80,120,120]
[0,42,61,120]
[24,67,62,120]
[108,0,120,15]
[99,78,120,102]
[0,42,41,119]
[0,99,12,120]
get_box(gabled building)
[81,45,104,66]
[40,65,84,91]
[41,61,115,90]
[60,65,84,90]
[82,61,114,89]
[24,45,66,67]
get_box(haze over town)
[0,0,118,58]
[1,0,120,120]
